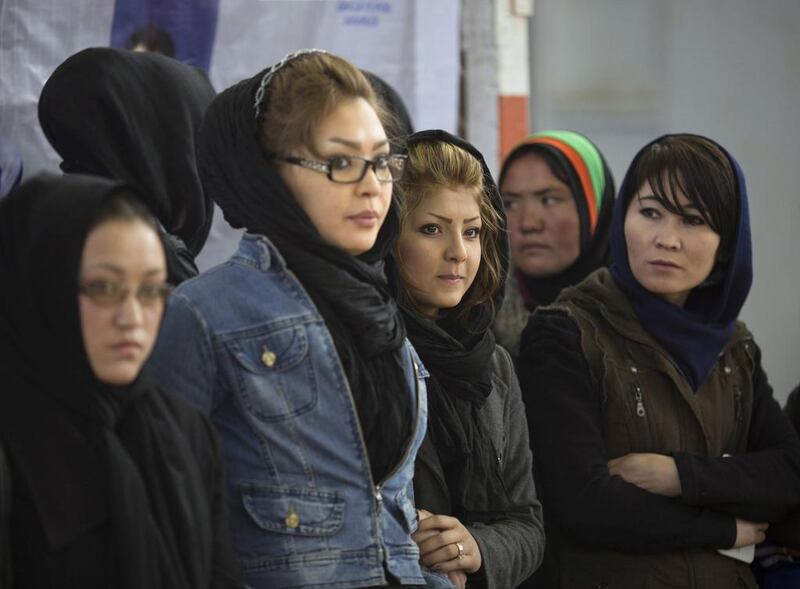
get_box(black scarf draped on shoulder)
[388,130,511,513]
[38,47,217,283]
[196,58,410,483]
[0,174,213,588]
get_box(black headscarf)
[389,129,511,513]
[610,134,753,390]
[499,130,615,308]
[197,53,411,483]
[0,174,213,588]
[363,70,415,142]
[38,47,216,283]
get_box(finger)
[433,554,474,573]
[421,542,461,567]
[755,531,767,544]
[411,528,440,545]
[415,514,458,532]
[417,508,434,520]
[607,457,623,468]
[418,528,463,556]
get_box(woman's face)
[395,186,482,318]
[624,180,721,306]
[78,218,167,385]
[279,97,393,256]
[501,152,580,277]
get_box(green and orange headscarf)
[498,130,616,306]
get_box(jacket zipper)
[633,383,646,417]
[286,264,423,571]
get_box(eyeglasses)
[277,153,407,184]
[78,280,173,307]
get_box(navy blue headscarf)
[610,134,753,390]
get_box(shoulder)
[520,306,581,352]
[152,390,218,457]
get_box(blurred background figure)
[38,47,216,284]
[125,25,175,57]
[0,173,239,588]
[493,130,614,361]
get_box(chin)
[95,365,143,386]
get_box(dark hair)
[621,135,738,260]
[90,190,160,233]
[125,26,176,58]
[500,144,572,191]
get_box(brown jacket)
[520,269,800,589]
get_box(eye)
[137,282,172,304]
[82,280,116,297]
[682,215,707,226]
[420,223,441,236]
[639,207,660,219]
[329,156,353,171]
[464,227,481,238]
[540,194,565,207]
[373,154,392,170]
[502,197,518,211]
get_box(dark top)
[7,393,238,589]
[520,311,800,552]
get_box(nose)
[519,199,544,233]
[357,163,382,197]
[445,233,468,263]
[655,222,681,251]
[113,291,144,328]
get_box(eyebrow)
[82,263,164,276]
[425,212,481,224]
[638,194,699,210]
[502,187,563,198]
[328,137,389,152]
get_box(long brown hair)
[395,140,504,326]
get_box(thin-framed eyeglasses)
[276,153,407,184]
[78,280,173,307]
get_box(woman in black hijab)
[0,174,239,588]
[389,130,545,589]
[38,47,216,283]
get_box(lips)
[110,341,143,357]
[348,210,380,228]
[437,274,464,285]
[518,242,549,253]
[648,259,681,269]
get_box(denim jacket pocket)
[224,323,318,422]
[241,483,345,537]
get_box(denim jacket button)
[285,507,300,529]
[262,346,277,368]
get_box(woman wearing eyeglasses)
[147,50,450,589]
[0,174,239,588]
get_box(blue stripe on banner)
[110,0,219,71]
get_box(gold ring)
[456,541,465,560]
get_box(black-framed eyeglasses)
[78,280,173,307]
[276,153,407,184]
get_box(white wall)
[530,0,800,402]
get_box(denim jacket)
[148,234,435,589]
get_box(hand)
[734,518,768,548]
[411,513,482,574]
[608,453,682,497]
[447,570,467,589]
